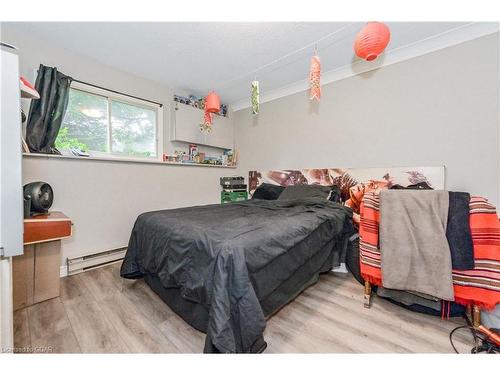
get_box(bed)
[120,166,445,353]
[120,198,354,353]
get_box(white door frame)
[0,42,21,353]
[0,257,14,351]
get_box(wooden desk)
[13,212,72,310]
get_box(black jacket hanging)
[26,64,72,154]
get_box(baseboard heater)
[66,246,127,276]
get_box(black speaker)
[23,181,53,215]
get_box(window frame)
[60,81,163,161]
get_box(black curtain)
[26,64,72,154]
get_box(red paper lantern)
[201,91,221,130]
[205,91,220,113]
[354,22,391,61]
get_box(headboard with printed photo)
[248,166,445,220]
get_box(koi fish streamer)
[309,55,321,101]
[200,111,213,134]
[251,80,260,116]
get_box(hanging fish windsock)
[200,110,213,134]
[251,80,260,116]
[309,55,321,101]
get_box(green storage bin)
[221,190,248,204]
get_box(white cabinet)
[170,101,205,145]
[209,113,233,150]
[170,101,234,150]
[0,43,23,257]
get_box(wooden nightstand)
[12,212,72,310]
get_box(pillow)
[277,184,334,201]
[251,183,285,200]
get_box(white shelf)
[22,152,237,169]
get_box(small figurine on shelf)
[163,154,180,163]
[188,144,198,161]
[219,104,228,117]
[223,149,235,166]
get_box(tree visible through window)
[111,101,156,157]
[56,86,158,158]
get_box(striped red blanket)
[359,192,500,310]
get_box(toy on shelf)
[173,94,228,117]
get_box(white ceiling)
[5,22,498,106]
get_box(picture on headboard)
[249,166,445,221]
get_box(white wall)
[2,25,499,268]
[234,33,500,207]
[1,25,234,267]
[23,158,231,264]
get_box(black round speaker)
[23,181,53,214]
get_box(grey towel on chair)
[447,192,474,270]
[379,190,454,301]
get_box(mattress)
[121,198,354,353]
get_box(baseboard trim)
[60,247,127,278]
[60,258,124,278]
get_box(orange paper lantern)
[201,91,220,131]
[205,91,221,113]
[354,22,391,61]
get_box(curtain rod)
[71,78,163,108]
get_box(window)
[56,82,162,159]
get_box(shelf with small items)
[173,94,228,118]
[22,152,238,168]
[162,144,236,167]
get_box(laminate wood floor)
[13,262,475,353]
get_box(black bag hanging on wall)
[26,64,72,154]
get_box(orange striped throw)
[359,193,500,310]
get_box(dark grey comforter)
[120,198,354,353]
